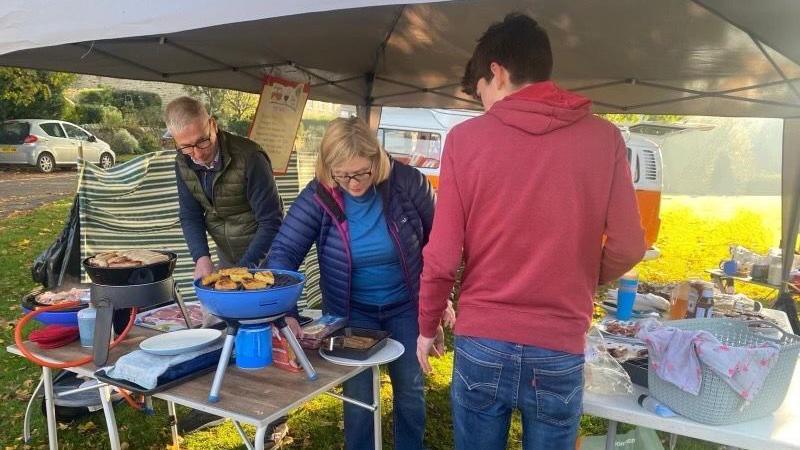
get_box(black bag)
[41,371,117,422]
[31,196,82,289]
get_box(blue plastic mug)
[235,324,272,370]
[616,275,639,320]
[720,259,738,276]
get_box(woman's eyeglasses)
[332,171,372,184]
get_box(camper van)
[377,108,479,191]
[377,108,665,257]
[623,130,663,258]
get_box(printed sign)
[249,76,309,174]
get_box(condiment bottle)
[669,282,690,320]
[695,287,715,319]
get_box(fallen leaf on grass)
[78,421,96,432]
[15,387,32,400]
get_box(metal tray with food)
[135,301,210,332]
[597,319,645,344]
[321,328,390,361]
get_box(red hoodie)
[418,81,646,354]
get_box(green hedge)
[110,90,162,111]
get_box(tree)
[183,85,228,118]
[224,90,258,122]
[0,68,76,121]
[600,113,685,126]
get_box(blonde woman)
[267,117,438,449]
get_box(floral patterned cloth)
[637,322,780,401]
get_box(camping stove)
[209,314,317,403]
[90,278,191,365]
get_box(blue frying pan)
[193,269,305,320]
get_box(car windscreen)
[0,122,31,145]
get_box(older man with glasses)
[166,96,283,280]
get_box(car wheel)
[99,153,114,169]
[37,153,55,173]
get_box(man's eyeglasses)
[332,171,372,184]
[176,136,213,155]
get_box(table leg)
[231,420,255,450]
[23,377,44,443]
[167,401,179,449]
[254,425,268,450]
[372,365,381,450]
[41,367,59,450]
[99,384,121,450]
[605,420,618,450]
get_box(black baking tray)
[94,347,226,395]
[622,357,648,388]
[321,327,390,360]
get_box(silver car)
[0,119,115,173]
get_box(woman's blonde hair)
[316,117,391,188]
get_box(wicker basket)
[647,318,800,425]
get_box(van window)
[627,146,640,183]
[380,128,442,169]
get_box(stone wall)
[72,75,186,107]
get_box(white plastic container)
[768,248,783,286]
[77,306,96,348]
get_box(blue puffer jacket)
[267,161,434,318]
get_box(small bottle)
[768,249,783,286]
[638,394,676,417]
[686,284,699,318]
[77,305,97,348]
[695,287,714,319]
[669,283,690,320]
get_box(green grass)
[0,195,789,449]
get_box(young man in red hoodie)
[416,13,646,449]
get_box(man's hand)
[442,300,456,329]
[193,256,214,280]
[417,325,446,374]
[285,317,303,338]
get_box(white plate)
[139,329,222,356]
[319,338,404,367]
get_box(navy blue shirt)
[175,137,283,267]
[344,188,409,305]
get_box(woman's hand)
[285,317,303,338]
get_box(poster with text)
[249,76,309,174]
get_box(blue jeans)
[343,301,426,450]
[451,336,584,450]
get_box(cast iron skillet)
[82,251,178,286]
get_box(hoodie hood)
[488,81,591,135]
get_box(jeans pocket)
[534,358,584,427]
[452,344,502,411]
